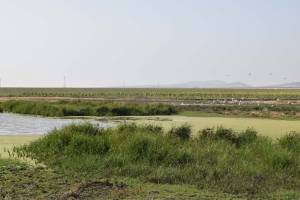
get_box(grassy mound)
[14,123,300,197]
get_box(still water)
[0,113,111,135]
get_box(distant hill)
[128,81,300,89]
[136,81,252,88]
[267,82,300,88]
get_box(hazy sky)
[0,0,299,87]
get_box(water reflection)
[0,113,110,135]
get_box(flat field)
[1,88,300,102]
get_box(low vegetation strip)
[2,100,300,120]
[1,88,300,100]
[0,100,177,117]
[13,123,300,198]
[179,104,300,120]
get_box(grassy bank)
[0,100,176,117]
[12,123,300,198]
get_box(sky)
[0,0,299,87]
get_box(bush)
[237,128,258,146]
[129,136,153,161]
[199,127,258,147]
[168,124,191,140]
[63,123,104,136]
[66,134,110,155]
[198,128,215,140]
[147,139,170,165]
[117,123,163,135]
[215,127,238,144]
[96,106,110,116]
[117,123,138,133]
[111,106,132,116]
[278,132,300,153]
[139,124,163,134]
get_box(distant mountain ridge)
[159,81,251,88]
[267,82,300,88]
[130,81,300,89]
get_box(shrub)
[63,123,104,136]
[199,127,258,147]
[129,136,153,161]
[116,123,163,135]
[111,106,132,116]
[198,128,215,140]
[237,128,258,146]
[62,107,93,116]
[117,123,138,133]
[278,132,300,153]
[171,148,194,166]
[147,139,170,165]
[168,124,191,140]
[96,106,110,116]
[66,134,110,155]
[215,127,237,144]
[140,124,163,134]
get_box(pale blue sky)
[0,0,299,87]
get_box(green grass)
[0,159,298,199]
[0,159,260,199]
[12,123,300,198]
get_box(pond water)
[0,113,111,135]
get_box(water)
[0,113,111,135]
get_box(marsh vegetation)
[1,88,300,101]
[1,88,300,199]
[0,101,176,117]
[9,123,300,199]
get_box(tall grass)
[13,123,300,196]
[0,101,177,117]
